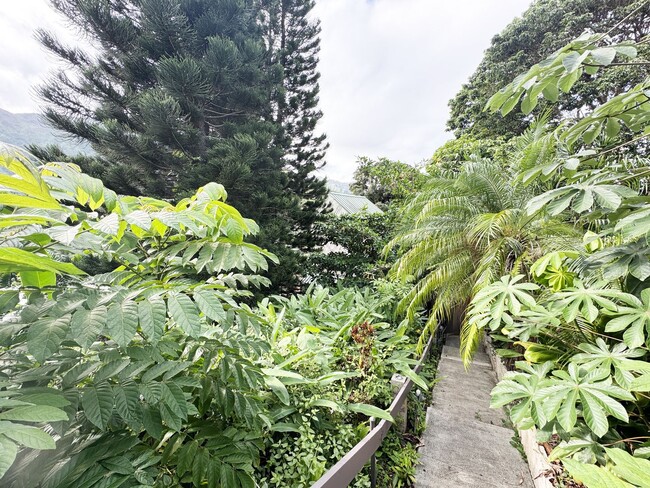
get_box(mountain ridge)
[0,108,93,155]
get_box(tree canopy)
[447,0,650,139]
[351,157,426,206]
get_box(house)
[326,192,383,216]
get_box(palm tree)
[386,151,579,362]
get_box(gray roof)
[327,192,383,216]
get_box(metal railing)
[311,326,445,488]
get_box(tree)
[37,0,337,291]
[427,134,513,176]
[262,0,330,251]
[447,0,650,139]
[351,157,426,206]
[306,211,395,287]
[386,137,579,339]
[0,145,398,486]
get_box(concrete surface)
[415,336,534,488]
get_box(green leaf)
[0,248,83,275]
[193,289,227,323]
[82,382,114,430]
[0,291,19,314]
[265,376,290,405]
[562,51,588,73]
[114,381,142,423]
[631,373,650,392]
[0,422,56,450]
[558,68,581,93]
[0,435,18,479]
[563,458,632,488]
[167,293,201,337]
[27,315,70,363]
[590,47,617,66]
[0,405,68,422]
[70,306,107,349]
[107,300,139,347]
[606,447,650,486]
[138,298,166,344]
[19,271,56,288]
[348,403,393,422]
[397,367,428,390]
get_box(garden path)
[414,335,533,487]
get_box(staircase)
[415,336,534,487]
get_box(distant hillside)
[327,179,351,194]
[0,108,93,155]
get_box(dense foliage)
[462,26,650,488]
[37,0,329,292]
[387,143,578,341]
[447,0,650,139]
[306,211,395,288]
[351,157,426,207]
[0,146,421,486]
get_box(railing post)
[390,373,408,433]
[370,417,377,488]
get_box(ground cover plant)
[0,146,425,487]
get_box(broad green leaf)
[19,271,56,288]
[563,458,632,488]
[606,447,650,486]
[82,382,114,430]
[167,293,201,337]
[0,248,83,275]
[631,373,650,392]
[0,405,68,422]
[265,376,290,405]
[0,435,18,479]
[70,306,107,349]
[0,291,19,314]
[138,298,166,344]
[107,300,138,347]
[193,289,227,323]
[590,47,617,66]
[27,315,70,363]
[0,422,55,450]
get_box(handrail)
[311,327,442,488]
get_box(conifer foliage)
[38,0,331,288]
[262,0,330,250]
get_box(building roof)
[327,192,383,216]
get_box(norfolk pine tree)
[262,0,330,252]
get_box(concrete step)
[415,336,533,488]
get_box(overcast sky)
[0,0,531,181]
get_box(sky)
[0,0,531,181]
